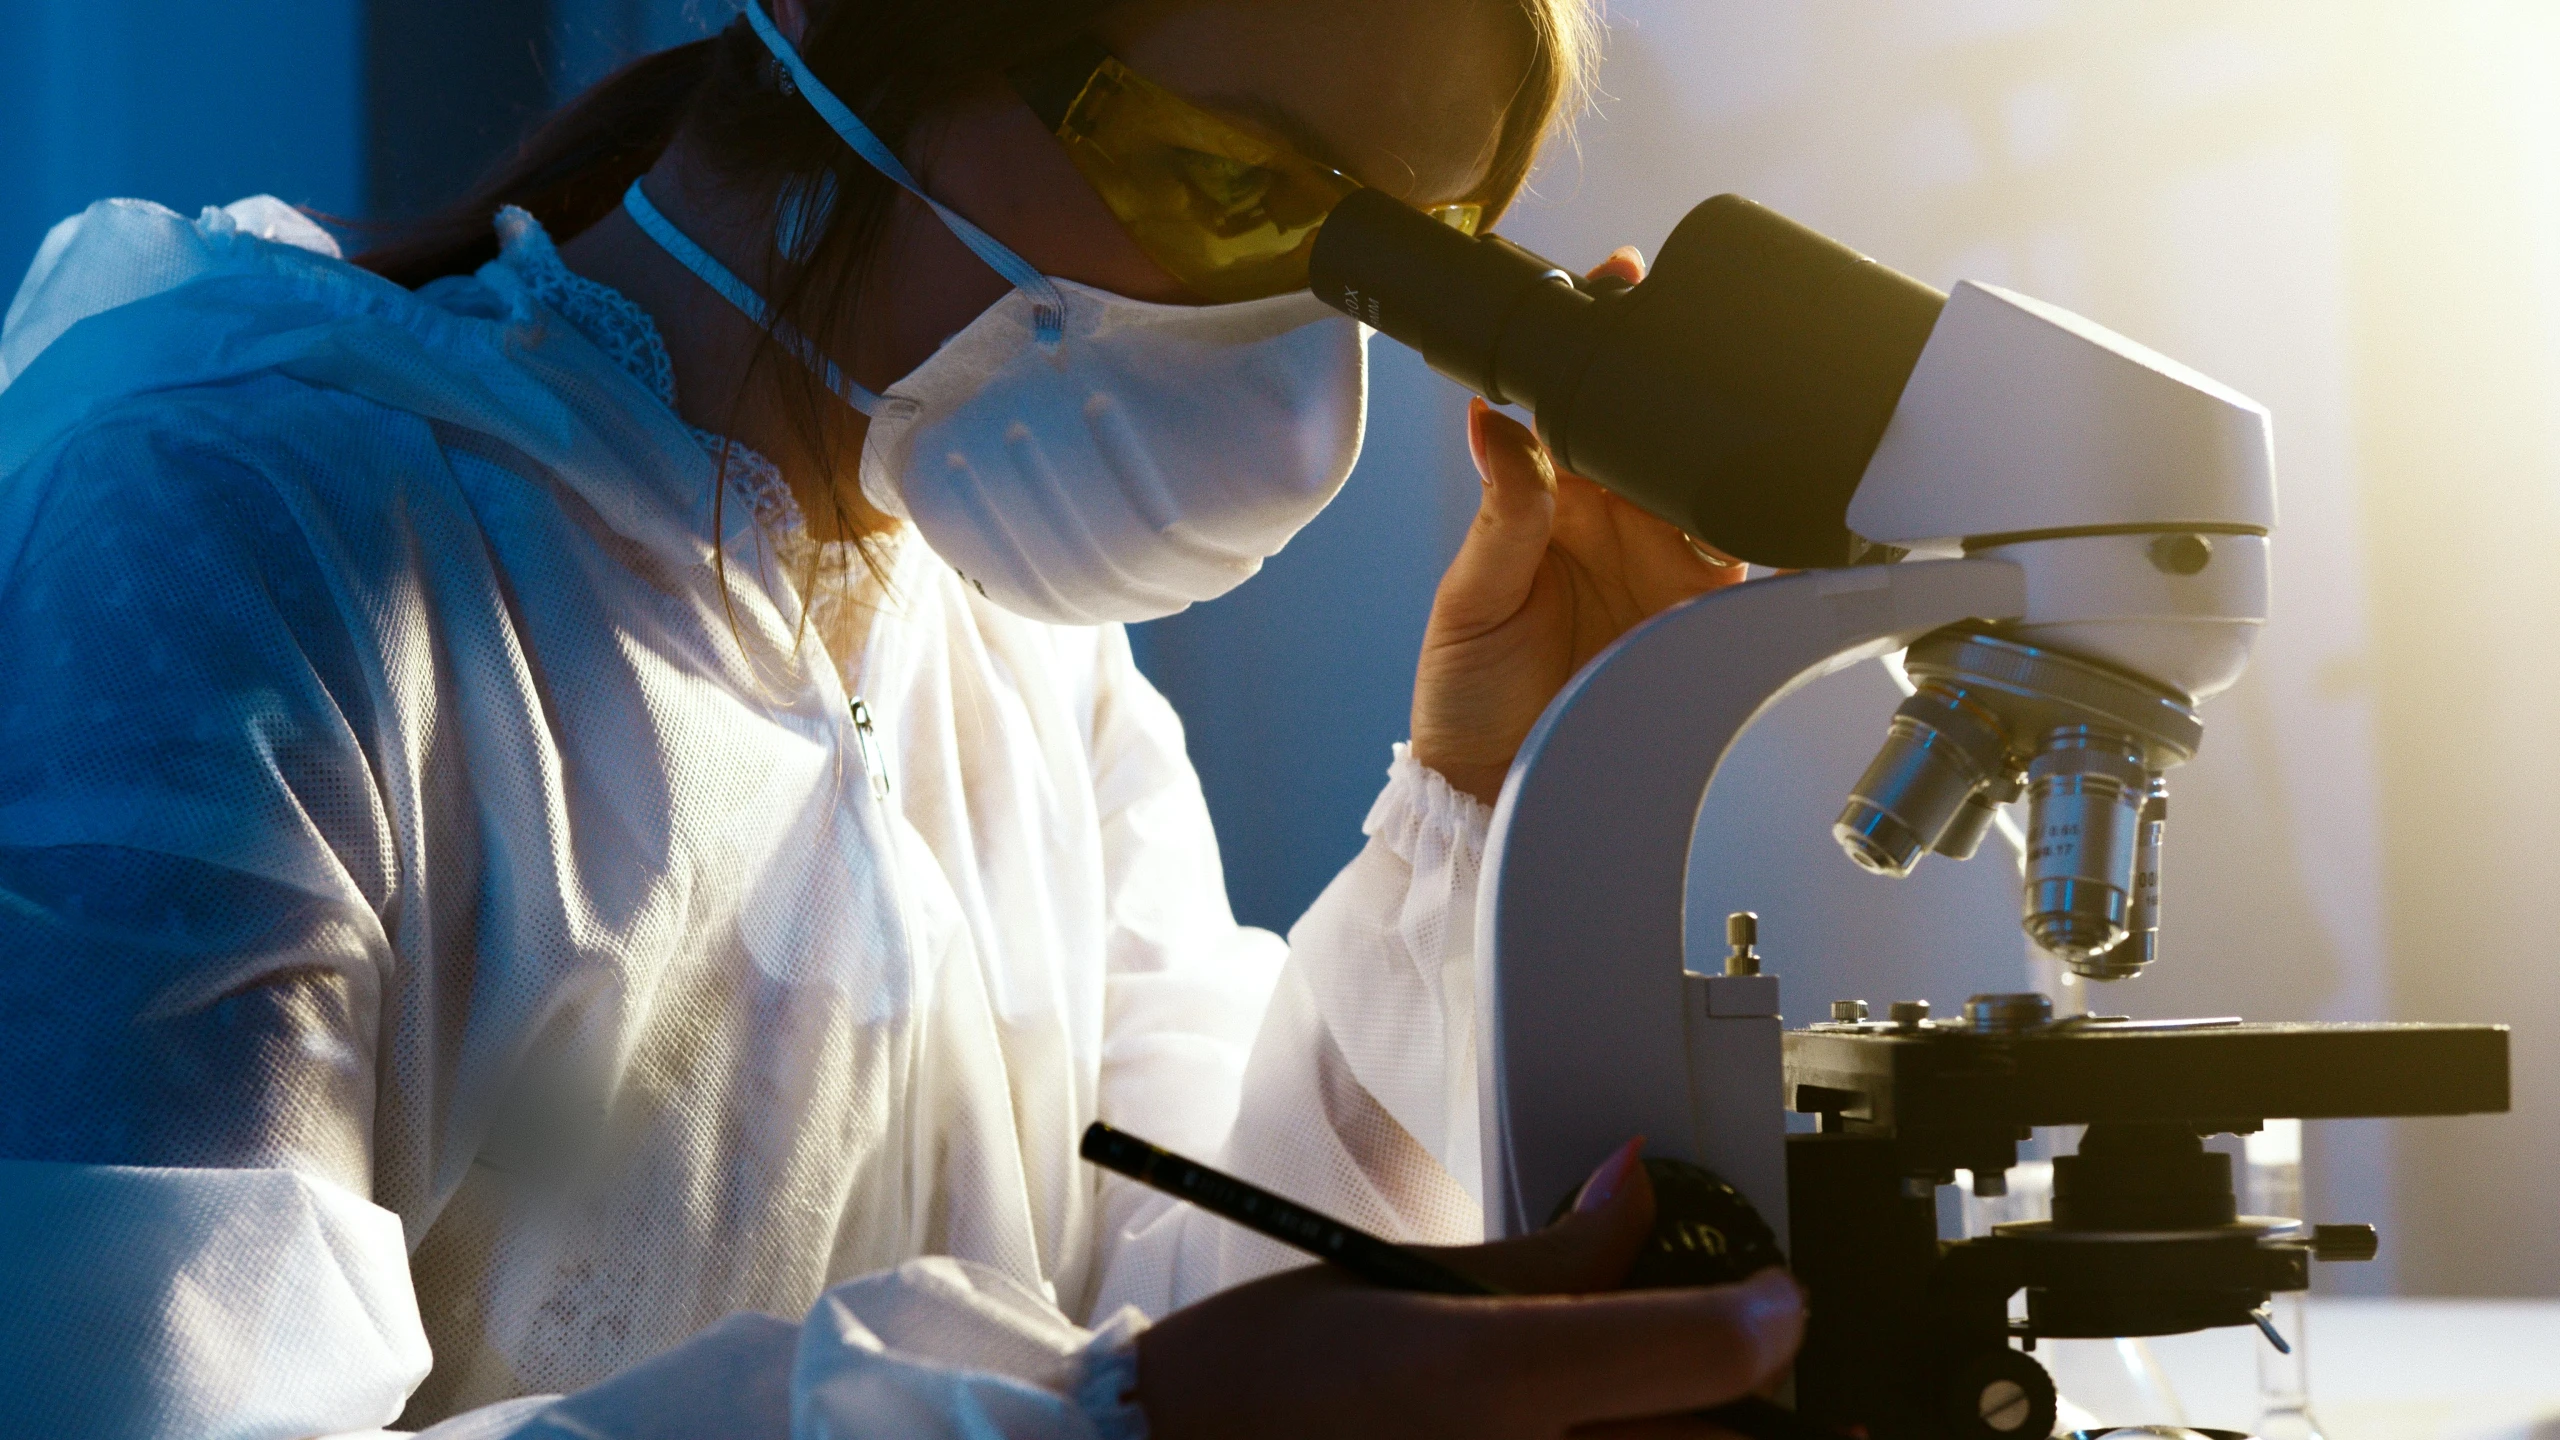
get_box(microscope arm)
[1478,558,2027,1239]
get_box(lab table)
[2087,1297,2560,1438]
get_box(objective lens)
[2021,728,2150,967]
[2073,777,2171,981]
[1933,769,2025,862]
[1835,685,2014,876]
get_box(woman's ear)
[772,0,810,43]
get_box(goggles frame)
[1009,37,1483,302]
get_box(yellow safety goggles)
[1010,38,1484,303]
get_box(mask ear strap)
[624,179,884,414]
[742,0,1068,345]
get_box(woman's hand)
[1133,1141,1805,1439]
[1409,247,1750,805]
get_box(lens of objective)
[1836,686,2013,876]
[1932,770,2024,862]
[2021,727,2151,966]
[2078,777,2170,981]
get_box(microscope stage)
[1784,1019,2508,1135]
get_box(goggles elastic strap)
[623,179,884,414]
[742,0,1067,344]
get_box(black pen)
[1080,1121,1836,1440]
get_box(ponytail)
[354,40,718,288]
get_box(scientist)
[0,0,1800,1434]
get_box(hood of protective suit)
[0,196,736,573]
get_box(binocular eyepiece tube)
[1304,193,2210,982]
[1304,186,1604,416]
[1307,187,1948,570]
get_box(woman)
[0,0,1801,1434]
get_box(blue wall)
[1127,346,1480,933]
[0,0,364,281]
[364,0,552,222]
[0,0,571,281]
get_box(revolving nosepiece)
[1833,630,2201,982]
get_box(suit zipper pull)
[849,697,891,801]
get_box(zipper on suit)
[849,696,892,801]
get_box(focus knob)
[1546,1158,1786,1288]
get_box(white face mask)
[623,1,1369,626]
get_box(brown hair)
[357,0,1598,623]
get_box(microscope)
[1309,192,2510,1437]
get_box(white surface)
[2133,1298,2560,1439]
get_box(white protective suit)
[0,197,1490,1437]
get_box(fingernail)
[1573,1137,1645,1215]
[1738,1267,1804,1316]
[1736,1268,1808,1371]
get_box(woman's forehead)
[1100,0,1530,207]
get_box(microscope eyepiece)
[1306,188,1596,410]
[1308,189,1947,568]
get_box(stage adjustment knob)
[2312,1223,2380,1262]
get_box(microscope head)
[1301,189,2274,980]
[1835,283,2277,980]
